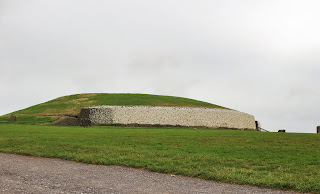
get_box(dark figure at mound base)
[9,115,17,122]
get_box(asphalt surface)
[0,153,299,194]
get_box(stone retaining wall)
[80,106,257,130]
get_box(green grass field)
[0,115,58,123]
[0,124,319,193]
[1,93,318,192]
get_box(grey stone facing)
[80,106,257,130]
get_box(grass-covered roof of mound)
[3,93,229,117]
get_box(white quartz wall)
[82,106,256,130]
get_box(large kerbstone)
[79,108,92,127]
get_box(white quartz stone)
[81,106,256,130]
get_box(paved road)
[0,153,298,194]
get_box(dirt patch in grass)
[77,93,97,98]
[69,98,89,104]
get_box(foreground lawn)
[0,124,319,193]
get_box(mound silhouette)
[0,93,228,123]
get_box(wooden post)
[317,126,320,134]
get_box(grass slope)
[0,93,227,122]
[0,124,319,193]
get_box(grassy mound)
[0,93,228,122]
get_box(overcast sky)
[1,0,320,133]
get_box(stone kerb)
[80,106,256,130]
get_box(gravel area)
[0,153,298,194]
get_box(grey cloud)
[1,0,320,133]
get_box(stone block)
[79,108,92,127]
